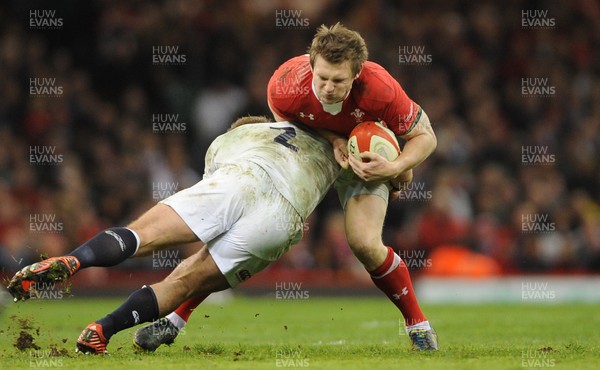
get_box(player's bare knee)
[346,233,387,268]
[346,232,382,254]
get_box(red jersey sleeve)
[267,56,312,121]
[267,71,294,121]
[382,79,421,136]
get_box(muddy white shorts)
[161,163,303,287]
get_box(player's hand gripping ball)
[347,121,400,162]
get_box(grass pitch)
[0,296,598,369]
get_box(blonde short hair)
[228,115,273,131]
[308,22,368,76]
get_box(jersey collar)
[311,80,350,115]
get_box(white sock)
[406,320,431,332]
[126,227,141,255]
[166,312,187,330]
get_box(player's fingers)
[359,152,377,161]
[350,155,378,179]
[347,154,363,172]
[336,153,349,169]
[347,153,357,164]
[337,142,349,155]
[334,147,349,169]
[349,165,369,181]
[360,152,390,165]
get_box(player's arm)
[267,70,295,123]
[269,101,287,122]
[394,108,437,173]
[349,108,436,182]
[313,128,349,169]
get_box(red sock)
[369,247,427,326]
[173,295,208,322]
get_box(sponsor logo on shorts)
[236,269,252,282]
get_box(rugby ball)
[348,121,400,161]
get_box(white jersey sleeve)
[205,122,339,219]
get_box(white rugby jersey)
[204,121,339,219]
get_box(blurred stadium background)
[0,0,599,302]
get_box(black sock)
[69,227,139,268]
[96,286,159,339]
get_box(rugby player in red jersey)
[266,23,438,350]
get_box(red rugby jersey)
[267,55,420,136]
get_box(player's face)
[312,55,356,104]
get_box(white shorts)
[160,163,303,287]
[334,168,391,209]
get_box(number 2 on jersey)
[271,126,299,152]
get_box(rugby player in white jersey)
[7,116,341,354]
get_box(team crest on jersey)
[299,112,314,120]
[351,108,365,122]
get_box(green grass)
[1,296,599,369]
